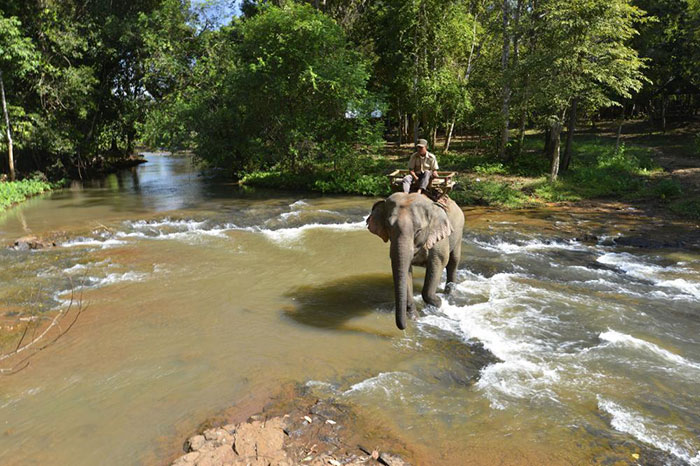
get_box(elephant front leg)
[422,263,443,308]
[407,266,417,319]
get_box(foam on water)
[418,272,567,409]
[62,237,127,249]
[60,214,367,249]
[598,397,700,465]
[597,252,700,299]
[118,218,230,241]
[472,237,587,255]
[256,221,366,244]
[599,330,700,371]
[342,372,425,401]
[52,271,149,309]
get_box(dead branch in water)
[0,276,89,376]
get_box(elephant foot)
[445,282,456,295]
[423,294,442,308]
[407,304,418,320]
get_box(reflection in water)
[0,154,698,466]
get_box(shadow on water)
[283,273,395,332]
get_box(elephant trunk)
[390,235,412,330]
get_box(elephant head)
[367,193,453,329]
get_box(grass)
[0,179,53,211]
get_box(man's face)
[417,146,427,156]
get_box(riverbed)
[1,154,699,465]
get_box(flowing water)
[0,155,699,465]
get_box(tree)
[0,13,38,180]
[632,0,699,131]
[149,2,381,174]
[523,0,646,180]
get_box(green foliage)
[0,179,52,210]
[474,163,507,175]
[146,3,381,175]
[451,176,530,208]
[241,169,390,197]
[533,143,658,200]
[241,153,392,197]
[0,0,201,180]
[669,196,700,219]
[653,178,683,199]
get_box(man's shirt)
[409,151,439,173]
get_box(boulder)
[13,236,55,250]
[233,418,287,464]
[192,445,236,466]
[185,435,207,452]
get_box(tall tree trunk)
[0,71,15,181]
[429,126,437,149]
[498,0,511,159]
[561,98,577,172]
[661,95,668,133]
[445,119,456,152]
[413,113,419,146]
[517,111,527,156]
[548,119,563,182]
[516,78,530,158]
[403,113,409,143]
[397,111,403,146]
[615,104,626,153]
[615,102,635,152]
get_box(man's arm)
[408,154,418,180]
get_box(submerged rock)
[12,235,56,250]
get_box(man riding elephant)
[402,138,438,195]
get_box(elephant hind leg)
[422,264,443,308]
[446,241,462,293]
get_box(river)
[0,154,699,465]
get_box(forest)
[1,0,699,212]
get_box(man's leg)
[417,170,431,193]
[402,174,413,193]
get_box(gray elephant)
[367,192,465,329]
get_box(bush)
[474,162,507,175]
[241,165,391,197]
[451,176,530,208]
[670,197,700,219]
[0,179,53,210]
[653,178,683,200]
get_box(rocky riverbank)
[169,395,410,466]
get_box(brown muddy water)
[1,154,699,465]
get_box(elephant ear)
[367,200,390,242]
[424,206,452,250]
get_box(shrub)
[452,176,530,208]
[652,178,683,200]
[0,179,53,210]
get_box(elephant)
[367,192,465,330]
